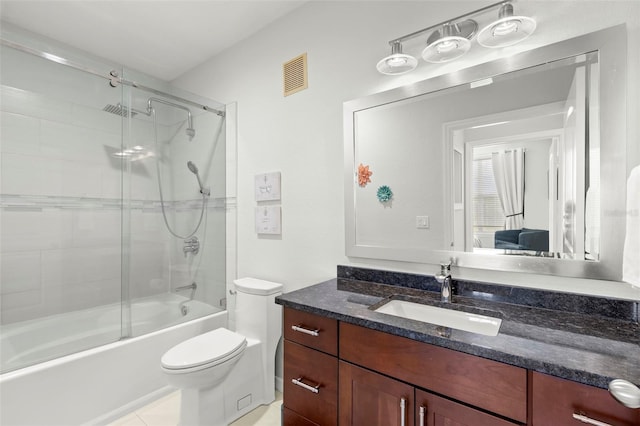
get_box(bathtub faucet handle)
[183,236,200,257]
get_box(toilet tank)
[233,277,283,344]
[233,277,283,403]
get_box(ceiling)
[0,0,307,81]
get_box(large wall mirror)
[344,25,627,281]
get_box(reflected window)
[472,156,504,246]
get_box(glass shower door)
[0,39,125,372]
[123,81,226,338]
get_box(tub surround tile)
[276,266,640,390]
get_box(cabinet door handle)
[418,406,426,426]
[291,324,320,336]
[572,413,612,426]
[292,377,320,394]
[400,397,406,426]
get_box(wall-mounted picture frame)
[255,206,282,235]
[255,172,281,201]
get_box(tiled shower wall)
[1,73,128,324]
[0,44,227,325]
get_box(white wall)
[174,1,640,300]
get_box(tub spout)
[174,282,197,293]
[175,282,197,316]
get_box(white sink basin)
[374,300,502,336]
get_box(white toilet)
[161,277,283,426]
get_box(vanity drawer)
[282,407,320,426]
[284,307,338,355]
[339,322,527,423]
[284,340,338,426]
[531,372,640,426]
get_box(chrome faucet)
[435,262,452,303]
[183,236,199,257]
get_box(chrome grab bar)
[572,413,612,426]
[292,377,320,394]
[291,325,320,336]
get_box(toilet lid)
[161,328,247,370]
[233,277,283,295]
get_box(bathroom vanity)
[277,267,640,426]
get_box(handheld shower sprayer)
[187,161,210,196]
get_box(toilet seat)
[161,328,247,372]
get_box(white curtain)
[492,148,525,230]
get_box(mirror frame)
[344,25,627,281]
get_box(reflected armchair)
[494,228,549,252]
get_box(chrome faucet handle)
[440,262,452,275]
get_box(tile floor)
[108,390,283,426]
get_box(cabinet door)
[415,389,519,426]
[531,372,639,426]
[339,361,414,426]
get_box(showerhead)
[103,103,138,117]
[186,127,196,141]
[187,161,210,196]
[187,161,199,174]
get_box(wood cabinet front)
[531,372,639,426]
[283,407,320,426]
[415,389,519,426]
[284,340,338,425]
[339,322,527,423]
[339,361,414,426]
[282,307,635,426]
[284,307,338,355]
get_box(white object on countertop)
[622,165,640,288]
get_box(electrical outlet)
[416,216,429,229]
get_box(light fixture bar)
[388,0,511,46]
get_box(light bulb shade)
[422,36,471,63]
[376,42,418,75]
[477,4,536,48]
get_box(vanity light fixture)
[422,20,477,63]
[377,0,536,74]
[376,41,418,75]
[477,3,536,48]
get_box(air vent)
[283,53,308,97]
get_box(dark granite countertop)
[276,276,640,390]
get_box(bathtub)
[0,294,226,426]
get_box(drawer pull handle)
[418,406,426,426]
[292,377,320,394]
[291,325,320,336]
[400,397,406,426]
[572,413,612,426]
